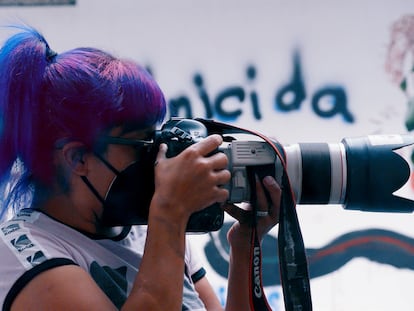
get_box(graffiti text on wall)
[166,51,355,123]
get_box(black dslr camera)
[153,118,286,232]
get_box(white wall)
[1,1,414,310]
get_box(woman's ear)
[60,142,88,175]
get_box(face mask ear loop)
[81,175,107,205]
[80,153,120,206]
[94,152,120,175]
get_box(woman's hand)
[152,134,231,223]
[224,176,281,247]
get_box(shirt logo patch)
[1,223,20,236]
[26,251,47,266]
[10,234,34,252]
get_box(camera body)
[157,118,279,202]
[155,118,278,232]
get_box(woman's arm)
[123,135,231,310]
[195,276,224,311]
[224,176,281,311]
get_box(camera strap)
[246,165,274,310]
[196,119,313,311]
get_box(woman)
[0,25,281,310]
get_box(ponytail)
[0,25,56,218]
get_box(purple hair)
[0,25,166,217]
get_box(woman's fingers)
[262,176,281,221]
[190,134,223,156]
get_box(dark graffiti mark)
[167,50,354,123]
[205,223,414,286]
[275,51,306,113]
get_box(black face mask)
[82,154,155,227]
